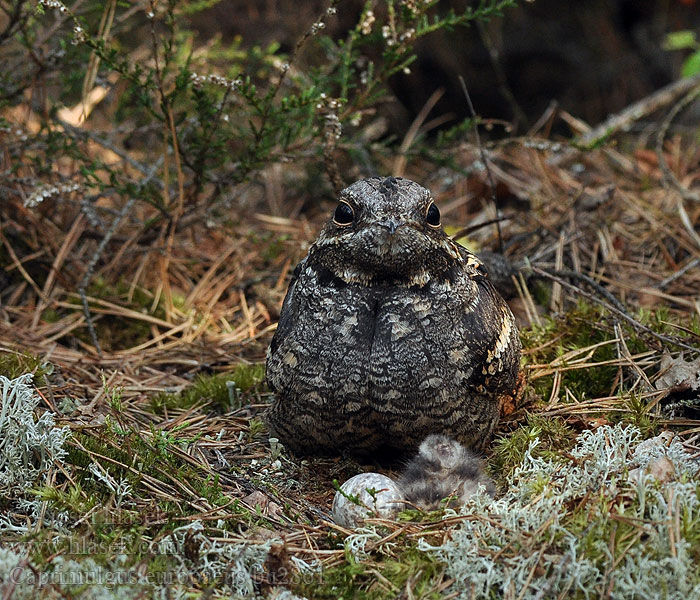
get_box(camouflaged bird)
[265,176,521,456]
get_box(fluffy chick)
[398,434,495,510]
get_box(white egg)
[332,472,404,528]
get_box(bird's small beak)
[379,217,402,234]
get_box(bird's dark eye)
[333,202,354,226]
[426,202,441,227]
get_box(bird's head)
[313,176,461,286]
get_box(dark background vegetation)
[192,0,699,131]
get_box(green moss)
[520,301,700,404]
[34,483,99,518]
[150,363,266,413]
[295,543,445,600]
[61,277,169,351]
[565,479,700,580]
[41,308,61,323]
[247,416,267,440]
[260,233,291,262]
[529,279,553,307]
[564,491,644,572]
[0,349,53,380]
[611,393,659,438]
[513,302,700,463]
[521,302,623,401]
[519,302,699,437]
[24,494,187,585]
[54,421,271,559]
[636,305,700,338]
[100,377,125,413]
[66,421,223,509]
[397,506,452,523]
[66,431,139,493]
[490,414,576,481]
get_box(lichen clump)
[0,373,70,494]
[419,424,700,599]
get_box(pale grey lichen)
[88,461,132,506]
[0,374,70,494]
[0,496,69,536]
[418,424,700,599]
[0,548,154,600]
[158,520,277,597]
[289,554,322,575]
[0,547,36,600]
[343,526,387,560]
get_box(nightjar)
[266,176,520,456]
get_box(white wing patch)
[486,312,513,366]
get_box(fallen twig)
[531,266,699,354]
[78,161,163,356]
[578,72,700,147]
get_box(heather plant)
[3,0,517,216]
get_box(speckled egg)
[332,472,404,528]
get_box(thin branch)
[450,215,511,242]
[656,257,700,290]
[323,117,345,195]
[56,118,165,189]
[459,75,503,252]
[655,80,700,204]
[531,266,699,354]
[579,72,700,147]
[78,161,162,356]
[535,267,628,314]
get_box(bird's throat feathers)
[309,233,464,288]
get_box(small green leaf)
[681,50,700,77]
[664,30,698,51]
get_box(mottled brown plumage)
[265,176,520,456]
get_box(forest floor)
[2,107,700,599]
